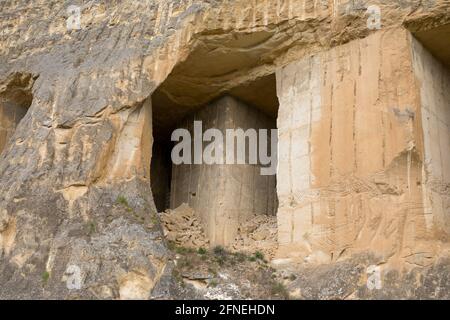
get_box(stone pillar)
[170,96,277,246]
[412,37,450,236]
[275,28,446,265]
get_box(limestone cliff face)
[0,0,449,299]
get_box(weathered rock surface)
[276,254,450,299]
[0,0,449,299]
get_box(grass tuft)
[254,251,264,260]
[116,195,129,206]
[271,282,289,299]
[213,245,225,256]
[42,271,50,284]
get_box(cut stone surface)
[275,28,450,267]
[170,96,277,246]
[412,37,450,237]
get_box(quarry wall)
[170,96,277,246]
[412,37,450,237]
[275,27,449,266]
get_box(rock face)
[276,28,450,266]
[0,0,449,299]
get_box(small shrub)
[234,252,246,263]
[42,271,50,284]
[116,195,129,206]
[150,213,159,224]
[271,282,289,299]
[254,251,264,260]
[88,221,96,235]
[213,245,225,256]
[197,247,207,255]
[178,257,193,269]
[176,246,188,254]
[209,279,218,288]
[216,256,226,266]
[175,246,194,255]
[208,267,218,277]
[172,268,180,279]
[171,268,186,287]
[167,241,176,251]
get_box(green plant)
[213,245,225,256]
[167,241,176,251]
[197,247,207,255]
[172,268,185,287]
[254,251,264,260]
[207,267,218,277]
[42,271,50,284]
[88,221,96,235]
[176,246,188,254]
[116,195,129,206]
[175,246,195,255]
[209,279,218,288]
[178,257,193,269]
[232,252,247,263]
[150,213,159,225]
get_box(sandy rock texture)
[0,0,449,299]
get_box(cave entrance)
[150,72,279,247]
[0,74,34,155]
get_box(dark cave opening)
[150,72,279,222]
[0,74,34,155]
